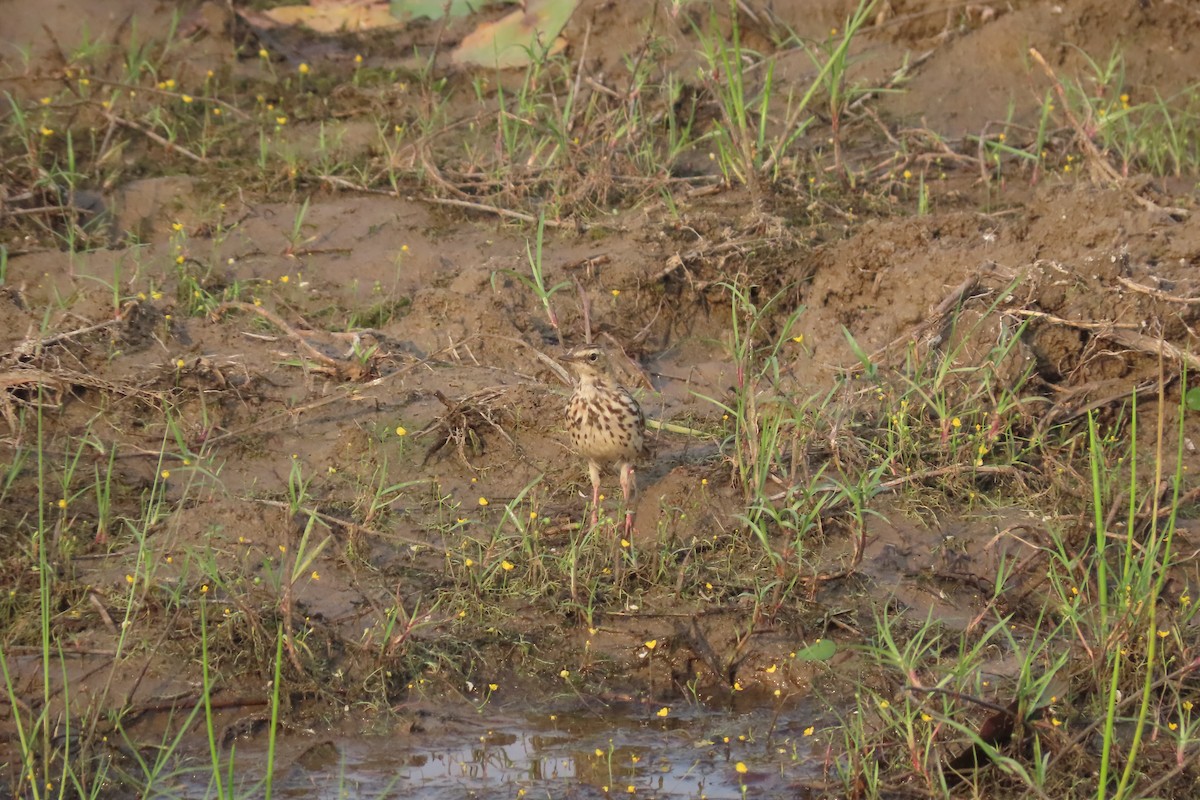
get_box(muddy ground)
[2,0,1200,796]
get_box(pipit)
[562,344,646,536]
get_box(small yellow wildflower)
[311,571,319,581]
[259,48,269,59]
[354,54,363,65]
[181,94,193,103]
[40,96,51,105]
[611,289,621,298]
[125,574,134,584]
[488,683,498,691]
[298,63,310,75]
[656,707,669,717]
[501,560,514,571]
[903,169,912,180]
[560,669,570,679]
[160,470,170,480]
[645,639,657,650]
[803,726,814,736]
[40,126,53,137]
[479,497,489,506]
[735,762,748,774]
[396,425,407,436]
[175,359,185,369]
[951,417,961,428]
[57,498,67,509]
[280,274,290,283]
[276,116,287,126]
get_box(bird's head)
[561,344,612,382]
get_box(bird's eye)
[587,352,599,362]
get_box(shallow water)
[183,701,827,799]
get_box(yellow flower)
[201,584,209,593]
[279,274,290,283]
[1158,629,1169,638]
[40,126,53,137]
[620,538,630,548]
[276,116,287,126]
[488,683,498,691]
[803,726,814,736]
[903,170,912,180]
[951,417,961,428]
[258,48,269,59]
[479,497,489,506]
[279,544,287,554]
[501,560,514,571]
[879,699,890,709]
[125,574,134,584]
[656,707,669,717]
[559,669,570,678]
[298,63,310,74]
[160,470,170,480]
[354,54,363,65]
[39,96,51,105]
[765,664,777,673]
[735,762,747,774]
[57,498,67,509]
[181,94,193,103]
[396,425,407,436]
[594,749,604,757]
[529,511,537,520]
[464,558,474,567]
[212,108,222,116]
[645,639,657,650]
[175,359,185,369]
[611,289,621,298]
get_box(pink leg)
[619,463,636,537]
[589,461,601,527]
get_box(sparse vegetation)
[2,0,1199,797]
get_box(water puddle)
[187,701,827,799]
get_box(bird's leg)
[619,462,637,539]
[589,461,602,528]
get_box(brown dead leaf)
[252,0,399,33]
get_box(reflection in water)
[198,704,823,800]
